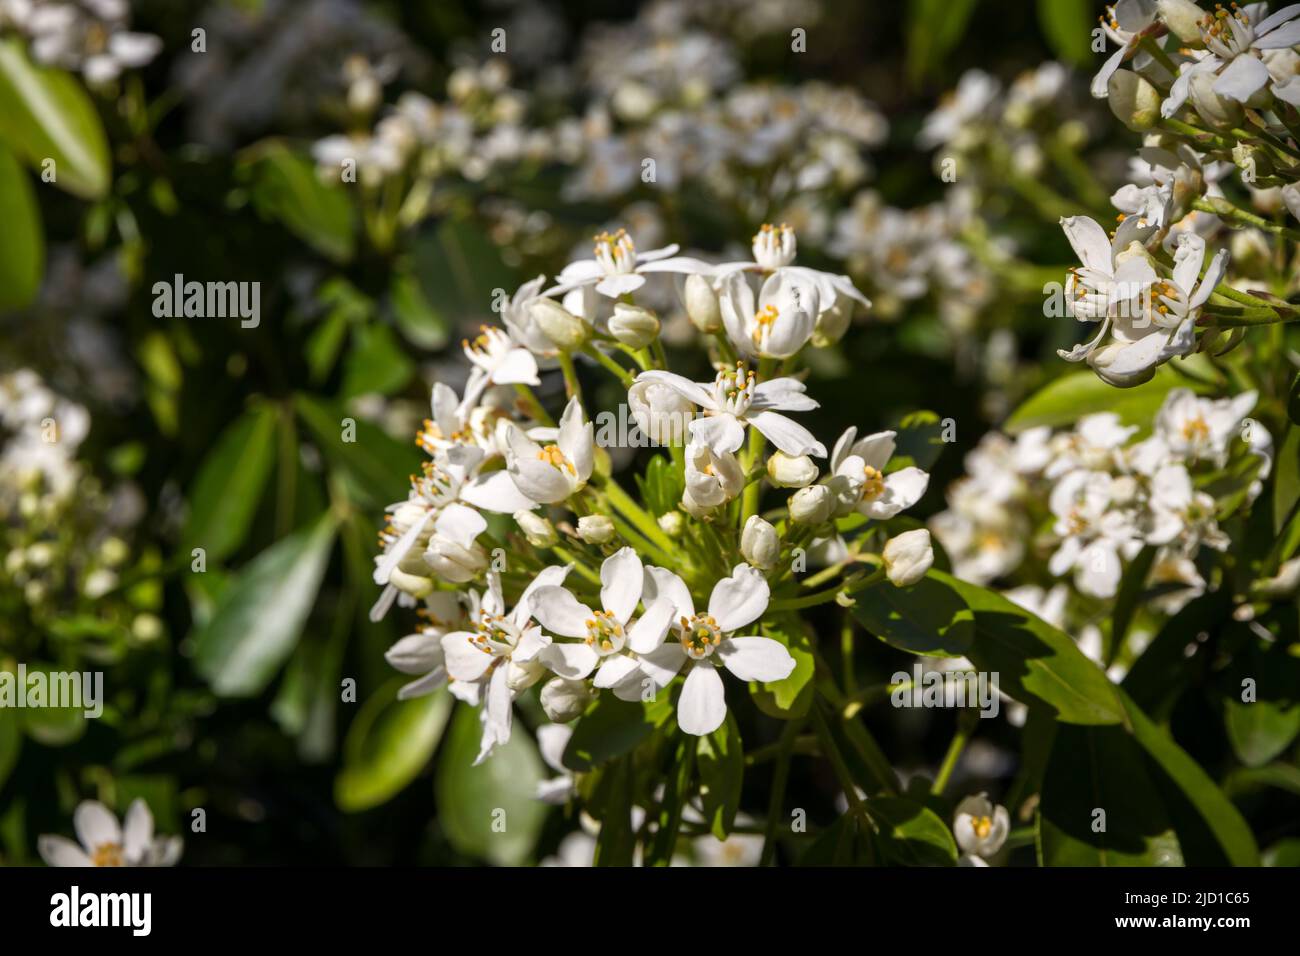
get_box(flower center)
[712,362,756,416]
[971,815,993,841]
[679,614,723,660]
[752,303,780,347]
[1181,416,1210,444]
[1200,4,1253,57]
[537,444,576,474]
[593,229,636,275]
[752,222,796,270]
[92,842,125,867]
[860,464,886,501]
[462,326,510,367]
[585,610,626,655]
[471,613,515,656]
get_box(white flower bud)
[577,514,616,544]
[507,658,547,692]
[389,567,435,598]
[540,676,597,722]
[629,379,693,446]
[767,451,819,488]
[530,297,589,351]
[658,510,684,538]
[683,273,721,333]
[1107,69,1161,131]
[1188,71,1244,130]
[1157,0,1207,43]
[789,484,834,525]
[424,539,487,583]
[608,303,660,348]
[882,529,934,587]
[741,515,780,570]
[514,510,558,548]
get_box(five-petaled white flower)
[39,799,181,868]
[461,324,541,410]
[546,229,711,298]
[638,563,797,736]
[718,270,820,359]
[634,365,826,458]
[827,427,931,519]
[504,396,595,504]
[953,793,1009,866]
[440,566,571,764]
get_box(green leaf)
[0,38,110,198]
[11,664,86,746]
[852,574,975,657]
[592,756,638,866]
[434,705,547,865]
[238,141,355,262]
[335,683,452,812]
[905,0,979,83]
[390,267,450,350]
[1287,370,1300,428]
[696,713,743,839]
[1005,364,1207,434]
[192,514,336,697]
[1038,721,1184,866]
[562,694,671,772]
[0,145,43,309]
[866,797,958,866]
[798,814,874,865]
[295,393,421,508]
[635,455,684,516]
[1037,0,1093,65]
[890,409,947,473]
[1223,641,1300,768]
[340,323,415,401]
[180,404,277,562]
[411,217,516,326]
[939,572,1127,726]
[751,614,815,718]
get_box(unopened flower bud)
[683,274,721,332]
[530,297,589,351]
[767,451,819,488]
[1107,70,1161,131]
[741,515,780,570]
[789,484,834,525]
[540,676,597,722]
[882,529,933,587]
[1157,0,1207,43]
[515,510,558,548]
[1188,71,1244,129]
[811,299,851,348]
[507,658,547,692]
[608,303,660,348]
[658,510,684,538]
[577,514,616,544]
[389,567,435,598]
[424,540,487,583]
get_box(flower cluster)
[372,223,936,764]
[0,0,161,84]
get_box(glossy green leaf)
[0,145,43,309]
[906,0,978,82]
[295,393,421,508]
[866,797,958,866]
[340,323,415,401]
[12,664,86,746]
[752,614,814,718]
[852,574,975,657]
[239,141,354,262]
[1037,0,1092,65]
[562,694,671,772]
[434,705,547,865]
[1223,641,1300,768]
[889,409,947,473]
[335,683,451,812]
[697,713,743,839]
[0,38,110,198]
[1005,364,1208,434]
[192,514,336,697]
[180,404,277,562]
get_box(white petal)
[475,665,513,765]
[643,566,695,620]
[39,836,92,867]
[717,636,797,682]
[627,598,674,654]
[689,413,747,455]
[600,547,644,623]
[122,799,154,861]
[531,587,593,638]
[372,509,431,585]
[1213,54,1271,102]
[633,370,715,409]
[441,631,495,682]
[74,801,121,853]
[433,503,486,550]
[707,564,770,632]
[1060,216,1113,272]
[461,471,537,514]
[593,655,641,689]
[746,410,826,458]
[538,642,600,680]
[677,663,727,736]
[863,467,930,519]
[638,642,687,687]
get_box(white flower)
[384,591,464,699]
[1162,2,1300,115]
[440,566,570,764]
[461,325,541,409]
[1048,470,1142,599]
[827,427,930,520]
[1046,413,1137,478]
[423,503,489,584]
[547,229,711,298]
[577,514,616,544]
[503,396,594,504]
[1145,463,1230,553]
[790,484,835,525]
[539,679,596,725]
[882,529,934,586]
[1154,387,1257,466]
[628,377,694,446]
[633,365,826,458]
[532,548,683,701]
[1091,0,1161,99]
[500,275,558,358]
[718,270,819,359]
[682,441,745,514]
[953,793,1009,864]
[919,69,1001,147]
[1090,233,1228,386]
[639,563,796,736]
[39,799,181,867]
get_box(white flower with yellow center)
[461,324,540,409]
[441,566,570,764]
[547,229,711,299]
[718,269,819,358]
[634,365,826,458]
[531,548,683,699]
[953,793,1009,866]
[1048,469,1142,598]
[638,563,796,736]
[385,591,465,699]
[827,427,930,520]
[1090,0,1159,99]
[503,396,594,504]
[1154,387,1258,467]
[39,799,181,868]
[682,440,745,514]
[1162,3,1300,115]
[752,222,798,270]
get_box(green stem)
[581,345,635,389]
[759,717,804,866]
[932,711,977,796]
[811,706,867,817]
[550,546,602,586]
[601,477,677,554]
[557,351,583,403]
[1193,197,1300,243]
